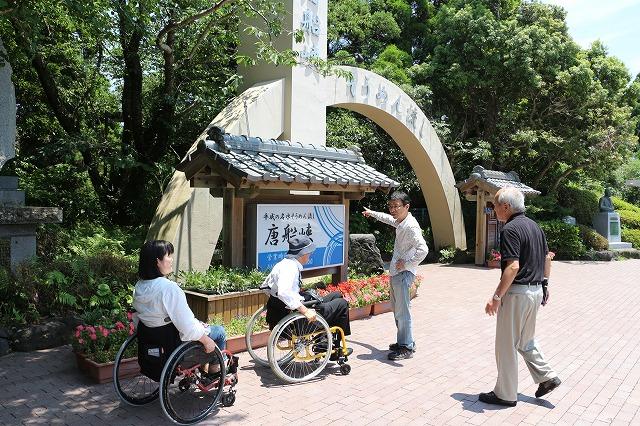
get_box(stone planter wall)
[348,306,372,321]
[184,289,268,323]
[75,352,139,384]
[226,330,270,354]
[371,301,393,315]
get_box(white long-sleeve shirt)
[261,257,305,310]
[366,210,429,276]
[133,277,207,342]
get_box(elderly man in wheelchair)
[246,236,353,383]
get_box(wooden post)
[337,197,350,283]
[223,188,244,267]
[475,190,487,265]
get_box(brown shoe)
[478,391,517,407]
[535,377,561,398]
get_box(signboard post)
[254,204,345,271]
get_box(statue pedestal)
[1,176,63,270]
[592,212,632,249]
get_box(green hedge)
[612,197,640,229]
[577,224,609,251]
[622,229,640,249]
[612,197,640,213]
[557,185,599,225]
[538,220,586,260]
[618,210,640,229]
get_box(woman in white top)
[133,240,226,354]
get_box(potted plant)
[178,267,269,324]
[72,311,136,384]
[486,249,501,268]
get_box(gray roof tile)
[177,127,399,191]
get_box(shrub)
[538,220,586,260]
[349,213,370,234]
[577,224,609,251]
[438,246,456,263]
[526,194,570,221]
[557,185,599,225]
[210,314,267,337]
[0,251,136,326]
[618,210,640,229]
[622,229,640,249]
[177,266,267,294]
[612,197,640,213]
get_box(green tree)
[1,0,295,226]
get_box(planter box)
[371,300,393,315]
[225,330,270,354]
[75,352,139,384]
[184,288,268,323]
[348,305,372,321]
[487,260,500,269]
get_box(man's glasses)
[387,204,406,211]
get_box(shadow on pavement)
[451,392,555,413]
[349,339,406,367]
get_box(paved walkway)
[1,260,640,425]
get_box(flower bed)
[318,274,423,317]
[72,311,136,364]
[72,310,137,383]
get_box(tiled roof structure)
[457,165,540,196]
[177,127,399,191]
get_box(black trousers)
[265,291,351,337]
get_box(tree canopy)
[1,0,638,236]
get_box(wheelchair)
[245,297,351,383]
[113,328,238,425]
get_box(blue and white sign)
[256,204,345,271]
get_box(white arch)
[326,66,466,250]
[148,67,466,272]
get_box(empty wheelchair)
[245,298,351,383]
[113,322,238,425]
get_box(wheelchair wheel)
[160,342,226,425]
[245,305,269,367]
[113,332,159,406]
[267,312,332,383]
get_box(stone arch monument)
[148,0,466,271]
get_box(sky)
[540,0,640,79]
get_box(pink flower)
[127,311,133,321]
[86,326,95,334]
[115,321,125,330]
[90,334,97,341]
[101,329,109,337]
[76,325,84,331]
[78,338,84,344]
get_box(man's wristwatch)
[493,294,501,301]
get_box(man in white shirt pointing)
[363,191,428,360]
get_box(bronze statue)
[599,188,615,212]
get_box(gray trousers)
[493,284,557,401]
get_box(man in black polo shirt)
[479,187,561,407]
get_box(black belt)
[512,281,542,286]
